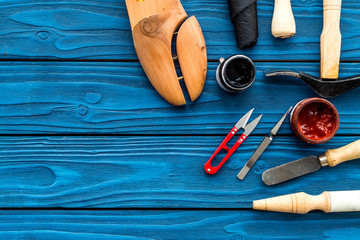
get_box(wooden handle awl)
[272,0,296,38]
[253,191,360,214]
[325,139,360,167]
[320,0,342,79]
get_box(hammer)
[265,0,360,97]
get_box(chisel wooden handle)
[253,191,360,214]
[325,139,360,167]
[271,0,296,38]
[320,0,342,79]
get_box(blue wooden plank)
[0,61,359,134]
[0,0,359,60]
[0,0,358,237]
[0,210,358,239]
[0,136,358,208]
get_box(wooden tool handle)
[271,0,296,38]
[325,139,360,167]
[253,191,360,214]
[253,192,331,214]
[320,0,342,79]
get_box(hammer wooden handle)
[272,0,296,38]
[325,139,360,167]
[321,0,342,79]
[253,191,360,214]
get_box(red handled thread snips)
[204,109,262,174]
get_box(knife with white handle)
[253,190,360,214]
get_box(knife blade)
[262,139,360,186]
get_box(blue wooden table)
[1,0,360,239]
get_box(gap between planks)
[0,207,255,211]
[1,59,360,63]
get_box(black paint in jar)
[216,55,256,92]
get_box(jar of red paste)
[290,98,339,144]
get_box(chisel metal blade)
[262,155,322,186]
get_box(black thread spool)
[216,55,256,92]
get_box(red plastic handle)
[204,129,247,174]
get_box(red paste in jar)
[297,103,337,141]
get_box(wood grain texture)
[0,210,358,239]
[1,0,359,237]
[130,0,189,106]
[125,0,186,29]
[177,16,207,102]
[253,191,332,214]
[0,0,360,60]
[325,139,360,167]
[0,61,359,134]
[321,0,342,79]
[0,136,358,208]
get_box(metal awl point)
[237,107,292,180]
[270,106,293,135]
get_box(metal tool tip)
[261,171,275,186]
[264,69,301,78]
[270,107,292,136]
[237,175,244,181]
[237,166,250,180]
[243,114,262,136]
[235,108,255,129]
[250,115,262,126]
[287,106,293,114]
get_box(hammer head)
[264,69,360,98]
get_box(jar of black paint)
[216,55,256,92]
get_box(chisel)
[262,139,360,185]
[253,190,360,214]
